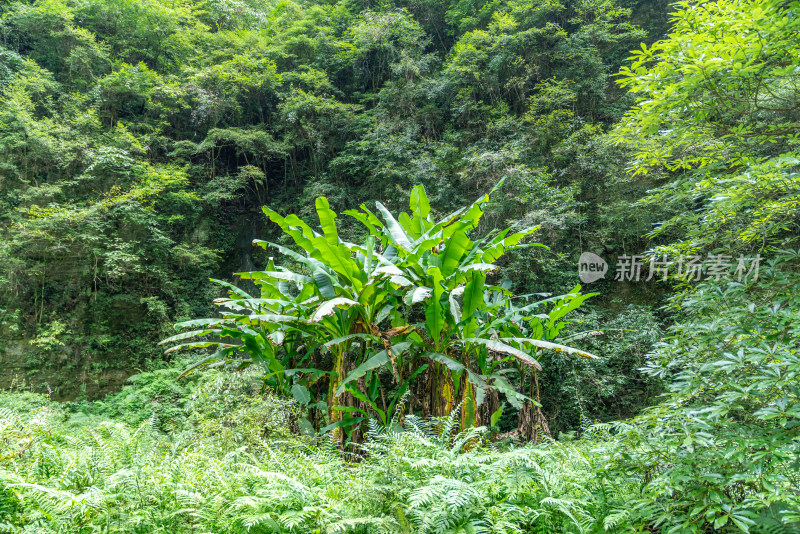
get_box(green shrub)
[539,304,665,434]
[605,250,800,532]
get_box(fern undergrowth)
[0,372,640,534]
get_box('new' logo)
[578,252,607,283]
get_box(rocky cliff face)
[1,324,130,400]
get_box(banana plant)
[342,181,599,430]
[164,182,598,441]
[255,197,409,440]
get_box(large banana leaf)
[425,266,446,350]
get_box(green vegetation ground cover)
[0,368,639,533]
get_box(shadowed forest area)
[1,0,799,530]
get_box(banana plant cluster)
[162,181,598,441]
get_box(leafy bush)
[604,250,800,532]
[538,304,665,435]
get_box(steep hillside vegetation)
[0,0,665,423]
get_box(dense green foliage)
[0,0,663,409]
[1,357,797,533]
[165,184,599,441]
[2,0,800,530]
[604,0,800,529]
[609,250,800,531]
[615,0,800,254]
[0,371,639,533]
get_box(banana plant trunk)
[328,347,346,443]
[497,369,551,443]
